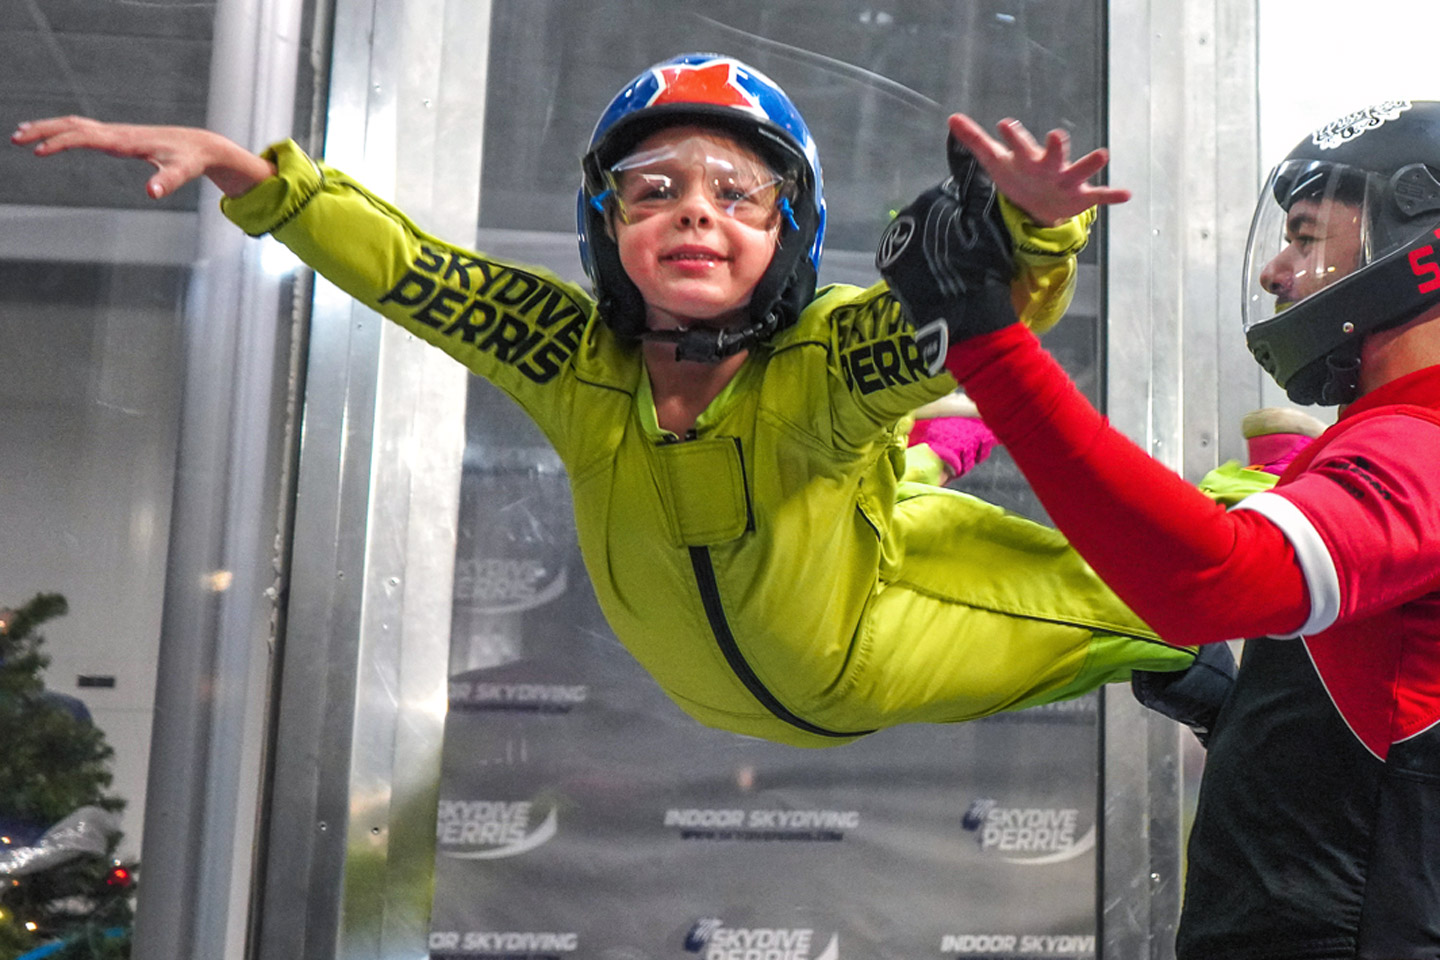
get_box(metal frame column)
[250,1,487,957]
[129,0,308,957]
[1102,0,1260,956]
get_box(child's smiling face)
[609,125,782,331]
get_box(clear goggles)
[1242,159,1390,333]
[592,135,798,232]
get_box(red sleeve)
[947,325,1309,645]
[1273,416,1440,623]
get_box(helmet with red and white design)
[577,53,827,360]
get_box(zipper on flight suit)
[666,432,874,740]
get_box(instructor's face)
[1258,196,1365,310]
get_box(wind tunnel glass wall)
[434,2,1106,956]
[0,2,319,955]
[0,0,215,931]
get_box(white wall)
[1252,0,1440,409]
[1259,1,1440,168]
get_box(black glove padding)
[875,133,1017,349]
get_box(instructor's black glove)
[875,134,1018,349]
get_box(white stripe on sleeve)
[1232,490,1341,637]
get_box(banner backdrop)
[428,381,1101,960]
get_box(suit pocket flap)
[654,437,753,546]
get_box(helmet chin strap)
[639,311,780,363]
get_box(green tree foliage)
[0,594,133,959]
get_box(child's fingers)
[948,113,1131,214]
[15,118,152,160]
[1058,149,1131,207]
[947,113,1008,168]
[1082,185,1133,207]
[20,117,121,153]
[995,118,1045,163]
[1039,129,1071,173]
[1056,147,1112,187]
[10,116,82,145]
[30,127,129,158]
[145,160,202,200]
[20,121,112,156]
[1066,184,1131,210]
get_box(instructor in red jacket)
[879,100,1440,960]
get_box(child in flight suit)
[14,53,1216,748]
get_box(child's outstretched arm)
[11,116,275,200]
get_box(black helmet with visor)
[1243,100,1440,404]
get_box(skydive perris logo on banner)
[685,918,840,960]
[960,798,1095,865]
[453,556,568,614]
[436,799,557,859]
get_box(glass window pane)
[0,258,184,945]
[0,7,214,943]
[1,2,318,953]
[0,0,214,210]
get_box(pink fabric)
[1247,432,1315,476]
[907,416,998,477]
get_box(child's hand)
[11,116,275,199]
[947,114,1131,227]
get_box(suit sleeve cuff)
[218,139,325,238]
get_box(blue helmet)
[577,53,827,360]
